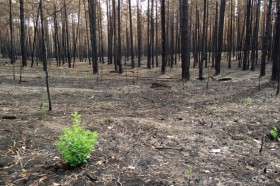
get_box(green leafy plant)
[56,112,99,167]
[243,97,252,107]
[268,126,279,140]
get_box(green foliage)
[189,164,193,180]
[56,112,99,167]
[268,126,279,140]
[243,97,252,107]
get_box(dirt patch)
[0,59,279,185]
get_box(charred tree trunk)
[215,0,226,75]
[251,0,261,71]
[200,0,207,80]
[39,0,52,111]
[117,0,123,73]
[113,0,118,72]
[20,0,27,67]
[161,0,166,74]
[151,0,155,68]
[243,0,252,70]
[147,0,151,69]
[260,0,272,77]
[155,1,159,67]
[9,0,15,65]
[137,0,142,67]
[107,0,113,65]
[88,0,98,74]
[181,0,190,80]
[272,0,280,82]
[228,0,234,69]
[128,0,134,68]
[64,0,71,68]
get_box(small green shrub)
[268,126,279,140]
[56,112,99,167]
[243,97,252,107]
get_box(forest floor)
[0,58,279,186]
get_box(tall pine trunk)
[161,0,166,74]
[20,0,27,67]
[39,0,52,111]
[128,0,134,68]
[215,0,226,75]
[117,0,123,73]
[242,0,252,70]
[260,0,272,77]
[272,0,280,82]
[137,0,142,67]
[88,0,98,74]
[181,0,190,80]
[251,0,261,71]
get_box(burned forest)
[0,0,280,185]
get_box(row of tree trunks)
[3,0,280,86]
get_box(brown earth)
[0,58,279,186]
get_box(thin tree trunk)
[228,0,234,69]
[215,0,226,75]
[161,0,166,74]
[251,0,261,71]
[272,0,280,81]
[137,0,142,67]
[117,0,123,73]
[181,0,190,80]
[73,0,81,67]
[64,0,71,68]
[20,0,27,67]
[151,0,155,68]
[212,1,218,68]
[39,0,52,111]
[260,0,272,77]
[147,0,151,69]
[88,0,98,74]
[113,0,118,72]
[128,0,134,68]
[156,1,159,67]
[243,0,252,70]
[200,0,207,80]
[9,0,15,65]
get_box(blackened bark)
[155,1,159,67]
[151,0,155,68]
[39,0,52,111]
[137,0,142,67]
[215,0,226,75]
[20,0,27,67]
[9,0,15,65]
[128,0,134,68]
[200,0,207,80]
[161,0,166,74]
[228,0,234,69]
[242,0,252,71]
[88,0,98,74]
[147,0,151,69]
[117,0,123,74]
[113,0,118,71]
[272,0,280,82]
[64,0,71,68]
[251,0,261,71]
[260,0,272,77]
[181,0,190,80]
[212,2,218,68]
